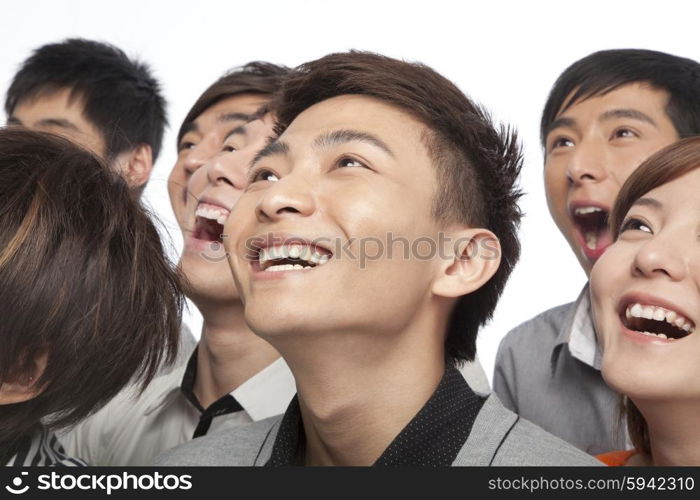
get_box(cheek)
[544,161,568,217]
[590,248,628,346]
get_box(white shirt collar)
[143,350,295,420]
[567,283,603,370]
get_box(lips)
[569,202,612,261]
[247,233,334,276]
[618,295,695,342]
[191,202,230,243]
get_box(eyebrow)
[314,129,395,157]
[223,124,248,141]
[179,112,254,142]
[630,197,663,210]
[218,112,253,124]
[252,139,290,166]
[599,109,657,127]
[35,118,80,131]
[6,116,22,126]
[547,108,658,138]
[250,128,395,169]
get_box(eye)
[612,127,639,140]
[549,136,575,152]
[178,141,196,152]
[620,217,652,234]
[337,156,370,169]
[249,168,280,184]
[222,144,238,153]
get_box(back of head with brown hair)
[270,51,523,364]
[0,129,183,463]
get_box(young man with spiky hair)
[5,38,166,194]
[494,49,700,455]
[158,51,600,466]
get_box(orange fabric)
[596,449,637,466]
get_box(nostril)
[276,206,301,215]
[218,176,234,187]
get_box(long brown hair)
[0,129,183,463]
[609,136,700,454]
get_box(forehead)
[13,87,88,122]
[191,93,268,130]
[557,82,671,122]
[642,167,700,207]
[279,94,428,150]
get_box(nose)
[566,140,609,186]
[632,231,687,282]
[206,152,247,190]
[255,174,316,222]
[184,140,218,177]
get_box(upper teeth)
[574,206,603,216]
[259,244,331,271]
[625,302,695,333]
[196,206,229,225]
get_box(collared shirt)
[267,365,485,466]
[493,284,629,455]
[6,428,85,466]
[60,340,296,466]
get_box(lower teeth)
[638,331,674,340]
[585,232,598,250]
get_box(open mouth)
[192,205,229,243]
[620,302,695,341]
[570,205,612,259]
[254,243,332,272]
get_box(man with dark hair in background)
[60,63,299,466]
[5,38,167,194]
[158,51,600,466]
[494,49,700,454]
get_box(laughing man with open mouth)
[158,51,600,466]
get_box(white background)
[2,0,698,383]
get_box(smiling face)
[179,114,276,304]
[544,83,679,276]
[168,93,268,229]
[590,167,700,400]
[225,95,451,339]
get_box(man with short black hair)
[5,38,167,194]
[494,49,700,454]
[158,51,600,466]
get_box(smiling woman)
[590,136,700,466]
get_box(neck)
[193,298,280,408]
[273,306,448,466]
[635,398,700,466]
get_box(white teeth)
[625,302,696,335]
[630,304,643,318]
[658,333,668,339]
[258,244,332,271]
[574,206,603,215]
[653,308,666,321]
[585,232,598,250]
[196,206,230,223]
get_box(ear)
[431,228,501,299]
[114,144,153,189]
[0,351,48,405]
